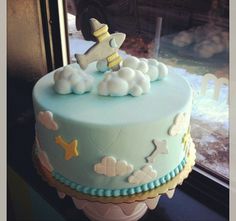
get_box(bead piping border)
[51,158,186,197]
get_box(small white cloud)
[98,67,150,97]
[168,113,189,136]
[94,156,133,177]
[54,65,94,94]
[122,56,168,81]
[128,165,157,184]
[37,111,58,130]
[123,56,148,73]
[35,136,54,172]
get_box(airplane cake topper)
[75,18,126,71]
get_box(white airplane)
[75,18,126,71]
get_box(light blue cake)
[33,62,193,197]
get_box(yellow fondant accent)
[93,25,108,37]
[107,52,119,62]
[55,136,79,160]
[93,24,110,42]
[182,126,191,150]
[98,32,110,42]
[108,56,122,68]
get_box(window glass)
[66,0,229,180]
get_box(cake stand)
[33,145,196,221]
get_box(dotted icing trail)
[51,158,187,197]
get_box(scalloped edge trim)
[51,158,186,197]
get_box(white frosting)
[94,156,133,177]
[98,67,151,97]
[128,165,157,184]
[37,111,58,131]
[54,65,94,94]
[122,56,168,81]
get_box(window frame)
[40,0,70,71]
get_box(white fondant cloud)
[35,136,54,172]
[122,56,168,81]
[168,113,189,136]
[54,65,94,94]
[98,67,150,97]
[37,111,58,130]
[128,165,157,184]
[94,156,133,177]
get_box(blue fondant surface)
[33,63,192,191]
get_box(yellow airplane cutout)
[75,18,126,71]
[55,136,79,160]
[182,126,191,148]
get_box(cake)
[33,19,195,201]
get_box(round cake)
[33,61,193,198]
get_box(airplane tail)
[75,54,88,70]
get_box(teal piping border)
[51,158,187,197]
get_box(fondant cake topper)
[75,18,126,71]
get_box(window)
[65,0,229,182]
